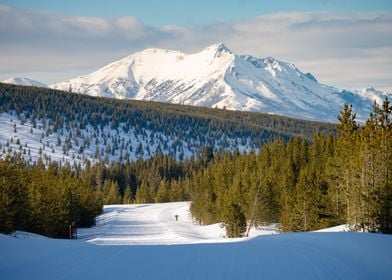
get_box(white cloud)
[0,5,391,91]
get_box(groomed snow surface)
[78,202,276,245]
[1,202,391,280]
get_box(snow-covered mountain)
[2,77,47,87]
[51,43,390,122]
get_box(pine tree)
[103,180,120,204]
[123,185,132,204]
[362,98,392,232]
[222,202,246,238]
[328,104,360,228]
[135,182,151,204]
[156,180,170,203]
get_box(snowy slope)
[77,202,277,245]
[1,231,391,280]
[51,43,391,122]
[0,111,254,167]
[2,77,47,87]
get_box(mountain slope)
[2,77,47,87]
[0,83,334,167]
[51,43,391,122]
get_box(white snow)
[2,77,47,87]
[10,231,49,239]
[50,43,391,123]
[314,224,350,233]
[77,202,277,245]
[1,227,391,279]
[352,87,389,106]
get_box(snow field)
[1,231,391,280]
[1,201,391,279]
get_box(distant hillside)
[0,83,334,167]
[2,77,47,87]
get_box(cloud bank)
[0,5,391,91]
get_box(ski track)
[77,202,274,245]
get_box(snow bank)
[10,231,49,240]
[314,224,350,232]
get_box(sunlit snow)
[1,201,391,280]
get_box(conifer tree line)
[0,155,102,237]
[189,99,392,235]
[0,83,334,157]
[77,153,195,205]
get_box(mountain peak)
[50,44,389,123]
[138,47,181,55]
[365,86,376,92]
[2,77,47,87]
[203,43,231,54]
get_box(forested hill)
[0,83,334,167]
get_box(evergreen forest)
[0,84,390,237]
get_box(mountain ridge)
[2,77,47,88]
[4,43,390,122]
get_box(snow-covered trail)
[78,202,276,245]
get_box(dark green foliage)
[123,185,132,204]
[103,180,121,204]
[0,156,102,237]
[222,203,246,238]
[188,98,392,234]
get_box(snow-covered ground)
[78,202,277,245]
[1,201,391,279]
[314,224,350,232]
[1,231,391,279]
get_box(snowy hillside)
[2,83,335,167]
[2,77,47,87]
[51,43,391,122]
[0,111,254,167]
[78,202,277,245]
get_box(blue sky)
[0,1,391,91]
[1,0,391,26]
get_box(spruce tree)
[222,202,246,238]
[123,185,132,204]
